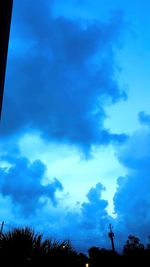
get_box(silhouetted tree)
[2,226,150,266]
[0,227,47,266]
[147,236,150,250]
[88,247,100,267]
[123,235,144,257]
[77,253,89,267]
[88,246,119,266]
[0,227,79,266]
[44,239,78,267]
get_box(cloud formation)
[81,183,108,230]
[0,155,63,215]
[4,132,150,251]
[113,127,150,243]
[138,111,150,126]
[1,0,126,152]
[53,183,111,251]
[1,0,144,251]
[0,168,111,251]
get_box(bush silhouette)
[123,235,144,257]
[0,227,79,266]
[1,227,150,266]
[88,246,120,266]
[0,227,47,265]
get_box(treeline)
[0,227,150,266]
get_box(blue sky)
[0,0,150,252]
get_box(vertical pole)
[108,224,115,251]
[0,221,4,235]
[0,0,13,118]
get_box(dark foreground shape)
[0,0,13,118]
[0,228,150,266]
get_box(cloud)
[117,130,150,170]
[0,173,111,251]
[138,111,150,126]
[113,129,150,244]
[1,126,150,252]
[1,0,127,152]
[55,183,111,251]
[0,155,63,216]
[81,183,108,230]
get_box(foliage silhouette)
[1,227,150,266]
[123,235,144,257]
[88,246,120,266]
[0,227,47,266]
[0,227,79,266]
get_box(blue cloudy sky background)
[0,0,150,252]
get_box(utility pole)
[108,224,115,251]
[0,221,4,235]
[0,0,13,118]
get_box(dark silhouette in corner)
[0,0,13,118]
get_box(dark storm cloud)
[113,130,150,244]
[0,155,63,215]
[1,0,127,151]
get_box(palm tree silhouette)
[0,227,78,266]
[0,227,46,265]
